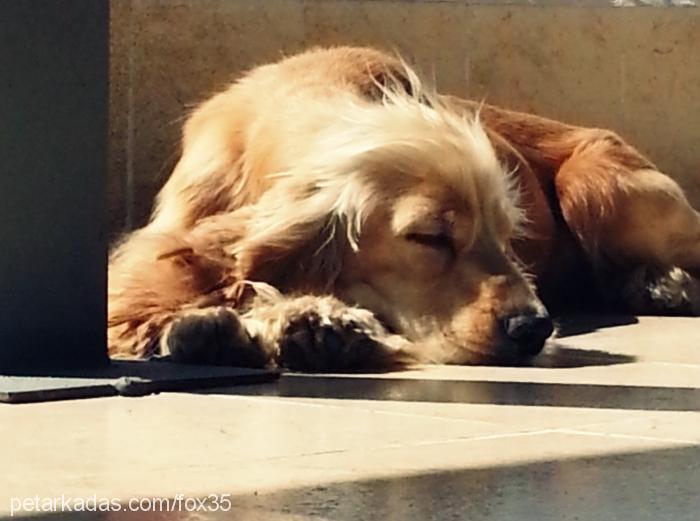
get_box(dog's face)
[339,173,551,364]
[236,95,552,364]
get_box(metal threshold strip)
[0,360,279,404]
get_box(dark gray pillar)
[0,0,109,372]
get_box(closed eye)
[404,232,453,251]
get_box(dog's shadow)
[529,344,636,368]
[554,313,639,338]
[521,314,640,368]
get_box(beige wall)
[109,0,700,237]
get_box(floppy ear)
[233,176,366,292]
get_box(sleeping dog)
[108,47,700,370]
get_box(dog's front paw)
[163,307,269,367]
[278,307,403,372]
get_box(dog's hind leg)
[553,131,700,314]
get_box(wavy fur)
[108,46,700,369]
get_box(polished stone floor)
[1,315,698,520]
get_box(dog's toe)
[164,307,268,366]
[278,308,399,372]
[623,267,700,316]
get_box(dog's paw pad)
[165,307,267,366]
[278,309,395,372]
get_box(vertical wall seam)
[125,0,135,231]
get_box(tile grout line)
[237,427,697,467]
[218,395,700,447]
[226,395,504,427]
[242,429,562,465]
[643,361,700,369]
[554,428,699,446]
[557,411,700,434]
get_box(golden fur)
[108,47,700,371]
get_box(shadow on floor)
[205,374,700,412]
[529,344,636,368]
[6,444,698,521]
[554,314,639,338]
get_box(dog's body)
[109,47,700,370]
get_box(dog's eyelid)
[403,231,454,250]
[398,212,452,235]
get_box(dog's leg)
[617,266,700,316]
[553,131,700,314]
[108,203,264,359]
[157,293,413,371]
[240,295,414,372]
[160,306,274,367]
[108,222,240,359]
[109,226,413,369]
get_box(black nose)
[503,312,553,356]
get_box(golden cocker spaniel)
[108,47,700,371]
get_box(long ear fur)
[233,173,372,291]
[233,60,511,293]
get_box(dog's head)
[235,82,552,364]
